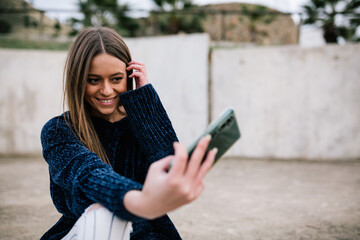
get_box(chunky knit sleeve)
[120,84,178,163]
[41,116,144,222]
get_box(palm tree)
[151,0,204,34]
[302,0,360,43]
[239,5,277,43]
[68,0,139,37]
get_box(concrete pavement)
[0,157,359,240]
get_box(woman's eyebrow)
[88,74,100,77]
[87,72,125,77]
[110,72,125,77]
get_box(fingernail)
[212,147,218,154]
[205,134,212,141]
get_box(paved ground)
[0,157,359,240]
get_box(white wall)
[212,44,360,160]
[1,35,359,160]
[0,49,66,155]
[299,26,326,48]
[0,34,210,155]
[126,34,210,146]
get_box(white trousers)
[62,204,132,240]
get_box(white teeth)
[100,99,113,103]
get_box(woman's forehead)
[89,53,126,73]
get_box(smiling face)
[85,53,128,122]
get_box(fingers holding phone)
[185,135,214,179]
[124,139,216,219]
[186,136,217,195]
[166,138,216,203]
[167,137,217,200]
[167,142,188,177]
[126,60,149,88]
[167,137,216,177]
[195,145,217,184]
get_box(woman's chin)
[99,111,115,119]
[97,109,125,122]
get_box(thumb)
[152,155,174,172]
[168,142,188,176]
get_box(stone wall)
[202,3,298,45]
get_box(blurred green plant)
[239,5,277,43]
[68,0,139,37]
[24,15,31,28]
[0,37,72,50]
[0,18,12,34]
[150,0,204,34]
[53,19,61,38]
[23,15,38,28]
[302,0,360,43]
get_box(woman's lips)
[96,96,117,106]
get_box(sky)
[29,0,309,23]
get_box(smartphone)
[187,107,241,165]
[126,69,137,90]
[126,69,134,90]
[166,107,240,171]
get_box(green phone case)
[187,107,241,164]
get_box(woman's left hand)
[123,136,217,219]
[126,60,149,89]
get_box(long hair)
[64,27,132,164]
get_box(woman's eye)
[87,78,99,84]
[113,77,123,82]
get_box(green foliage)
[54,21,61,31]
[302,0,360,43]
[0,18,12,34]
[0,37,72,50]
[150,0,204,34]
[153,0,194,10]
[113,4,140,37]
[53,19,62,38]
[239,5,277,43]
[24,15,31,28]
[69,0,139,37]
[93,0,117,8]
[23,15,38,28]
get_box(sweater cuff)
[120,83,156,107]
[80,165,145,222]
[120,84,178,162]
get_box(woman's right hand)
[126,60,149,89]
[124,136,217,219]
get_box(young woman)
[40,27,217,240]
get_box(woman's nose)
[100,80,113,96]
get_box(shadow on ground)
[1,157,359,240]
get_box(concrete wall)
[1,34,359,160]
[0,34,210,155]
[0,49,66,155]
[126,34,209,146]
[212,44,360,160]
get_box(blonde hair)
[64,27,133,164]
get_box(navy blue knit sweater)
[40,84,182,240]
